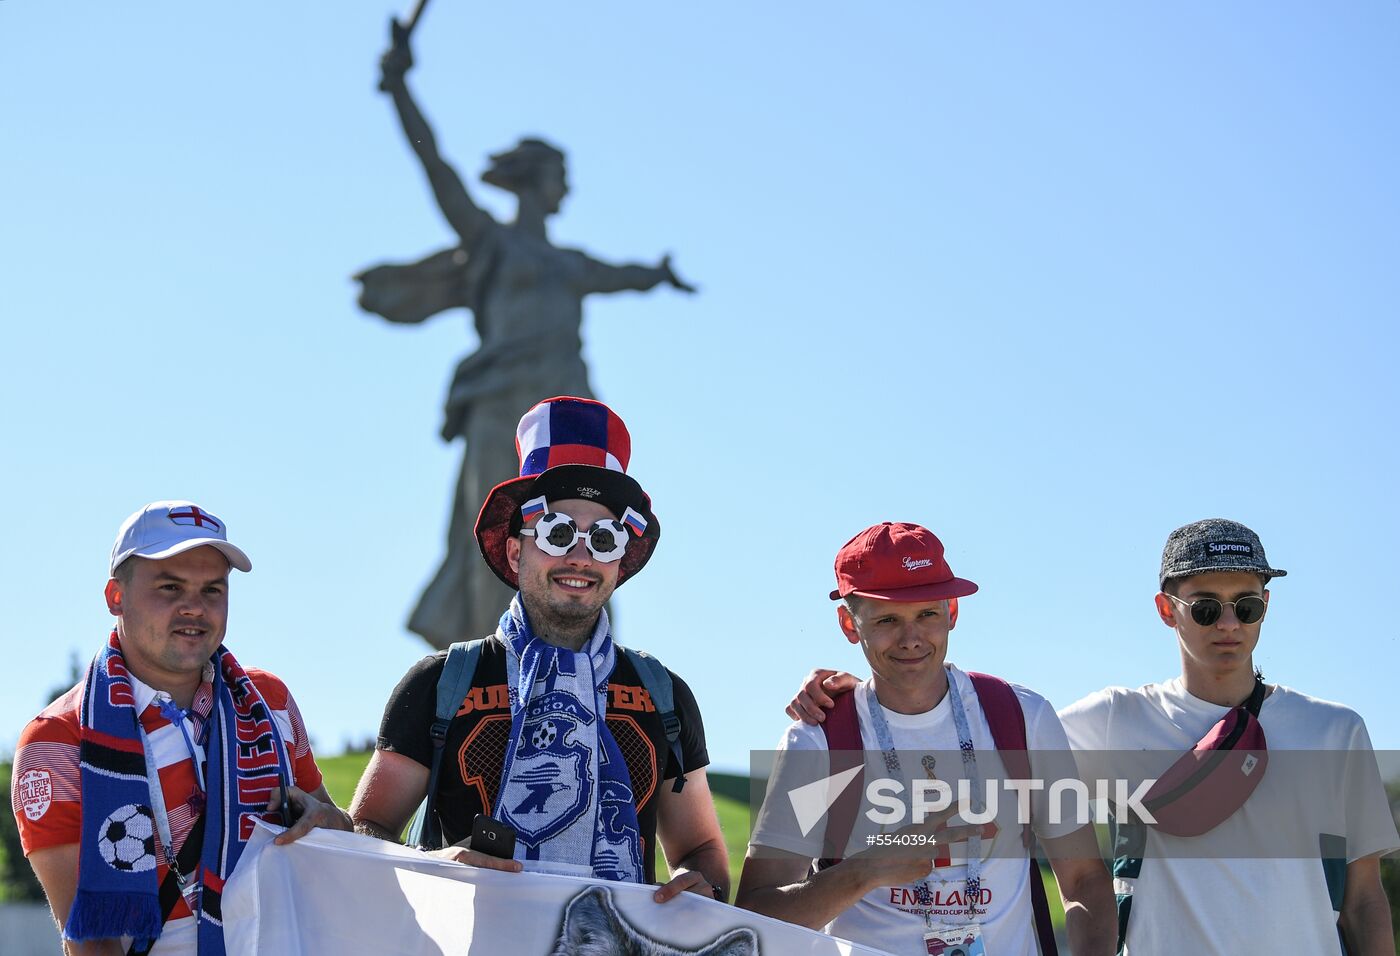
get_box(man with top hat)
[10,501,351,955]
[350,396,728,902]
[737,522,1115,955]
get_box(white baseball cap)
[110,500,252,576]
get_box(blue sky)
[3,2,1398,773]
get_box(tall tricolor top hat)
[830,522,978,602]
[475,396,659,589]
[110,500,252,576]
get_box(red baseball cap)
[829,522,979,602]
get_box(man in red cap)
[736,522,1113,954]
[350,397,728,904]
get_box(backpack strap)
[815,689,864,870]
[966,672,1059,956]
[619,645,687,793]
[408,639,486,849]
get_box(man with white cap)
[738,522,1114,954]
[10,501,350,955]
[351,396,729,904]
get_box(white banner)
[224,822,894,955]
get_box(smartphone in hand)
[468,814,517,860]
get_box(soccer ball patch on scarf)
[98,804,158,873]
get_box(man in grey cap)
[11,500,351,955]
[1057,518,1397,954]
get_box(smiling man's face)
[106,546,230,694]
[507,497,621,644]
[839,596,955,708]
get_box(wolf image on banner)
[552,885,759,956]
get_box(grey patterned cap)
[1159,518,1287,589]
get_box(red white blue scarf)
[66,631,292,953]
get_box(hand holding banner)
[225,822,897,955]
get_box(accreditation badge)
[923,923,985,956]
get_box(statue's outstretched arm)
[578,253,697,296]
[378,21,490,246]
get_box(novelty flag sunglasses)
[521,511,630,563]
[1165,592,1267,626]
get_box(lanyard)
[138,695,206,906]
[863,666,985,929]
[157,697,208,792]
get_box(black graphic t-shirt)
[377,637,709,883]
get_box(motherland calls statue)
[355,19,694,649]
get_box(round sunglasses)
[1165,592,1267,626]
[520,511,629,563]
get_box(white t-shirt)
[749,665,1084,956]
[1059,678,1400,954]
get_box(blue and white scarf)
[495,597,643,882]
[66,632,293,954]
